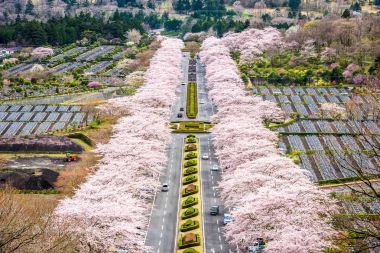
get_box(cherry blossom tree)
[200,36,337,253]
[31,47,54,60]
[56,37,184,253]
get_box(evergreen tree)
[288,0,301,17]
[147,0,155,9]
[25,0,34,15]
[192,0,203,10]
[341,8,351,18]
[375,0,380,7]
[350,2,361,11]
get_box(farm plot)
[0,104,92,136]
[51,62,85,74]
[281,120,380,134]
[84,61,112,75]
[282,135,379,152]
[310,152,380,180]
[75,46,115,62]
[49,47,87,63]
[5,63,34,76]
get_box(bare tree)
[0,188,79,253]
[326,78,380,251]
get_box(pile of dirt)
[0,135,83,153]
[0,169,58,190]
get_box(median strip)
[186,82,198,119]
[176,134,204,253]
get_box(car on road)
[210,205,219,215]
[202,154,209,160]
[181,82,186,85]
[248,238,266,253]
[177,113,183,118]
[200,101,205,104]
[180,107,184,111]
[223,213,233,225]
[161,183,169,192]
[211,165,219,171]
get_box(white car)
[202,154,209,160]
[211,165,219,171]
[223,213,233,225]
[200,101,205,104]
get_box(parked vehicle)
[202,154,209,160]
[211,165,219,171]
[180,107,184,111]
[177,113,183,118]
[162,183,169,192]
[182,82,186,85]
[65,153,78,162]
[223,213,233,225]
[210,205,219,215]
[248,238,266,253]
[200,101,205,104]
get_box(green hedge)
[184,152,197,160]
[187,134,196,138]
[67,132,93,146]
[181,207,199,220]
[186,137,197,143]
[180,219,200,232]
[186,82,198,119]
[318,174,380,186]
[183,175,198,185]
[184,159,197,168]
[181,185,199,197]
[182,196,199,208]
[183,248,199,253]
[178,233,201,249]
[184,166,198,176]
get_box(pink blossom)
[56,38,184,252]
[352,74,364,84]
[343,70,352,79]
[200,36,337,253]
[87,81,101,87]
[31,47,54,59]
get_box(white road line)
[220,244,223,250]
[158,240,161,246]
[219,235,221,241]
[161,225,164,230]
[213,192,216,197]
[218,227,220,233]
[217,219,219,225]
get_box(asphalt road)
[146,54,234,253]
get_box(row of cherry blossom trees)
[199,35,338,252]
[56,37,184,253]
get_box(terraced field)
[256,86,380,181]
[0,104,92,136]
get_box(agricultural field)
[0,104,92,136]
[254,86,380,182]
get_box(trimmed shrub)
[182,196,199,208]
[183,175,198,185]
[181,207,199,220]
[184,159,197,168]
[186,137,197,143]
[181,184,199,196]
[180,219,200,232]
[184,166,198,176]
[184,152,197,160]
[183,248,198,253]
[178,233,201,249]
[187,134,196,138]
[185,144,197,151]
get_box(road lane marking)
[160,232,163,238]
[161,225,164,230]
[217,220,219,224]
[220,244,223,250]
[218,227,220,232]
[219,235,221,241]
[158,240,161,246]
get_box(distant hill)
[0,0,124,22]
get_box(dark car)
[180,107,184,111]
[177,113,183,118]
[210,205,219,215]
